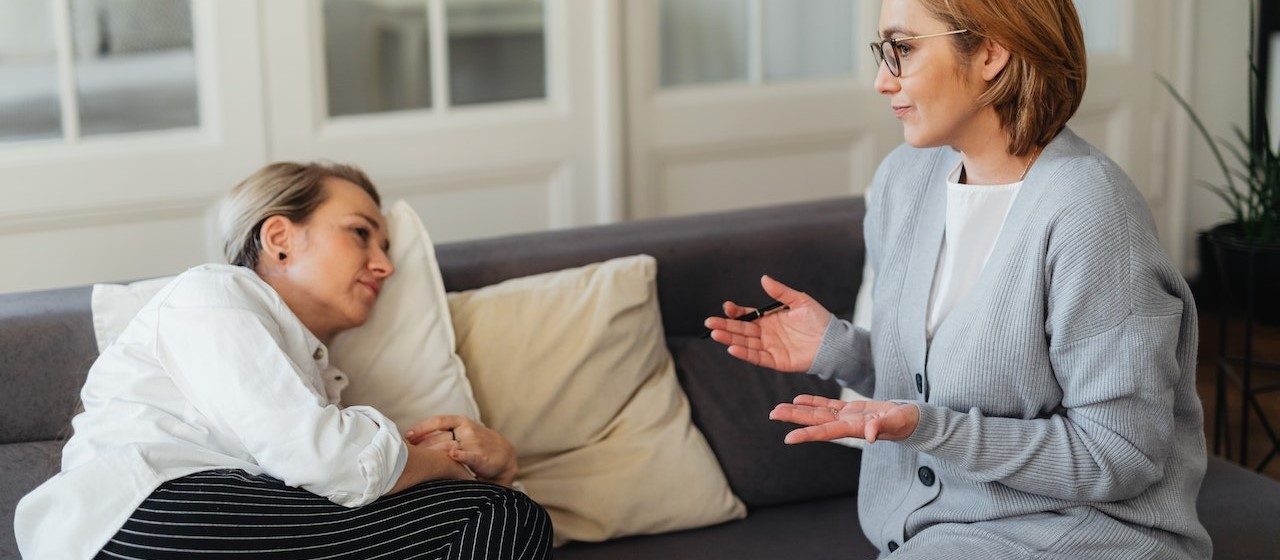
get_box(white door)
[0,0,268,292]
[626,0,1192,268]
[625,0,896,220]
[261,0,623,243]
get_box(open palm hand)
[769,395,919,444]
[703,275,832,372]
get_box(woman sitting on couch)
[706,0,1211,558]
[15,162,552,559]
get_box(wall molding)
[0,196,216,236]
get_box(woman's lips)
[893,105,913,119]
[359,280,380,297]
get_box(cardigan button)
[914,373,923,393]
[887,541,899,552]
[313,347,325,361]
[918,466,935,487]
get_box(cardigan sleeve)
[807,318,875,396]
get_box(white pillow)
[91,276,175,354]
[330,200,480,427]
[90,199,479,429]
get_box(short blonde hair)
[220,162,381,270]
[917,0,1087,156]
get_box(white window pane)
[661,0,749,88]
[324,0,433,117]
[0,0,62,143]
[763,0,855,82]
[72,0,199,136]
[1074,0,1121,56]
[448,0,545,106]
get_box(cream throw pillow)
[447,255,746,545]
[329,200,480,426]
[91,200,479,430]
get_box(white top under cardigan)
[925,162,1022,338]
[15,264,409,560]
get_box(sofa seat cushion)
[556,495,875,560]
[0,440,63,559]
[1197,456,1280,559]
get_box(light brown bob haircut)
[221,161,381,271]
[916,0,1087,157]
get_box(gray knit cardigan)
[809,128,1212,559]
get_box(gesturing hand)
[769,395,919,444]
[405,415,518,487]
[703,275,833,372]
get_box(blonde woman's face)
[280,178,393,336]
[875,0,986,149]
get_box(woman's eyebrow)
[350,212,382,230]
[880,25,915,39]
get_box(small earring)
[279,252,287,261]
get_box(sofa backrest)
[0,197,866,445]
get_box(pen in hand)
[701,301,789,338]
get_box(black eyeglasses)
[869,29,969,77]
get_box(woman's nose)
[874,62,900,95]
[371,247,394,278]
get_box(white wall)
[0,2,54,60]
[1182,0,1251,278]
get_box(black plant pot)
[1207,223,1280,325]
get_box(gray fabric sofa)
[2,197,1278,559]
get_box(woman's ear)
[259,215,293,265]
[980,38,1012,82]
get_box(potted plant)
[1160,4,1280,323]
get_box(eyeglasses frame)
[869,29,970,77]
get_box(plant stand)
[1209,228,1280,472]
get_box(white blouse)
[926,162,1022,338]
[15,264,409,560]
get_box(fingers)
[703,316,763,338]
[792,394,849,409]
[405,415,467,439]
[709,326,765,350]
[783,422,857,444]
[860,411,900,443]
[450,448,482,468]
[449,449,494,480]
[760,275,807,307]
[722,301,752,318]
[769,403,839,426]
[865,416,882,443]
[413,430,456,448]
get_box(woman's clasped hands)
[404,415,518,487]
[704,274,918,444]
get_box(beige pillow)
[447,255,746,545]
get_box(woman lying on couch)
[706,0,1211,558]
[15,162,552,559]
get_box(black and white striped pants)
[96,469,553,560]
